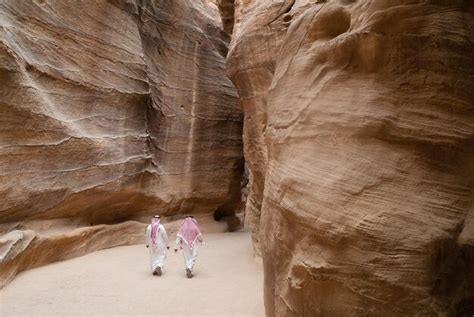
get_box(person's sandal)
[186,268,193,278]
[156,267,162,276]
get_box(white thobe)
[175,234,203,272]
[145,224,168,271]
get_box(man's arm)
[161,225,169,249]
[174,236,181,252]
[145,225,150,248]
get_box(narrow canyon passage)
[0,230,263,316]
[1,0,473,316]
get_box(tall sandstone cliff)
[0,0,242,224]
[226,0,474,316]
[0,0,242,287]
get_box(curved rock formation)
[227,0,474,315]
[226,0,290,253]
[0,221,145,288]
[0,214,227,288]
[0,0,243,288]
[0,0,242,225]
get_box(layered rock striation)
[0,0,242,287]
[227,0,474,315]
[0,0,242,225]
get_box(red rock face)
[0,0,243,224]
[227,0,474,315]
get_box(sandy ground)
[0,231,263,317]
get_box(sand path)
[0,231,263,316]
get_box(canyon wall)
[0,0,242,287]
[0,0,242,225]
[227,0,474,316]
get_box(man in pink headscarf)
[145,215,169,276]
[174,216,204,278]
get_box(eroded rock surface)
[0,0,242,224]
[0,0,242,288]
[227,0,474,315]
[0,215,227,288]
[0,221,144,288]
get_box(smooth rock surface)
[227,0,474,316]
[0,221,144,288]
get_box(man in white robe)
[146,215,169,276]
[174,216,203,278]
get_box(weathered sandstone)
[227,0,474,315]
[0,214,227,288]
[0,0,242,287]
[0,0,242,225]
[0,221,145,288]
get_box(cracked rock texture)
[0,0,242,225]
[227,0,474,316]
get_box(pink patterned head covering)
[150,216,161,246]
[177,217,201,248]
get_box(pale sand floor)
[0,231,264,317]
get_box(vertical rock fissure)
[217,0,235,34]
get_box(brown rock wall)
[227,0,474,315]
[0,0,243,288]
[0,0,242,224]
